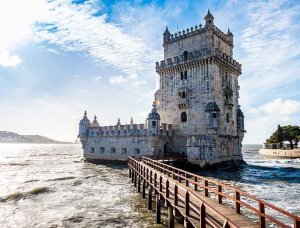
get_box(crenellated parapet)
[156,48,242,74]
[214,48,242,73]
[165,24,233,46]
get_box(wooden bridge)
[128,156,300,228]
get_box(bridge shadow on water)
[196,163,300,185]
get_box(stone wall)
[186,135,243,167]
[83,135,167,161]
[259,149,300,158]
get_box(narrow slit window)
[181,112,187,123]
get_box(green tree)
[277,125,284,148]
[266,131,278,144]
[267,125,300,149]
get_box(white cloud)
[109,75,127,84]
[0,0,46,67]
[93,76,102,81]
[0,49,22,67]
[34,0,160,78]
[240,0,300,90]
[0,0,164,79]
[245,98,300,143]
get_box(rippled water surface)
[0,143,299,227]
[0,144,164,228]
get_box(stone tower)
[155,10,245,166]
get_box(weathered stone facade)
[79,104,174,161]
[79,10,246,167]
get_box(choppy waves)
[0,143,299,227]
[0,187,50,202]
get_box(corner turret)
[204,9,214,28]
[79,111,90,137]
[91,115,99,127]
[163,26,171,47]
[147,102,160,135]
[227,27,234,45]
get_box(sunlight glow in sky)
[0,0,299,143]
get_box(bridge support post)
[148,186,153,210]
[137,177,141,192]
[259,203,265,228]
[134,173,137,188]
[156,194,161,224]
[294,219,300,228]
[199,203,205,228]
[168,205,174,228]
[131,171,134,183]
[129,168,131,178]
[142,181,146,198]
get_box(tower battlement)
[164,24,233,46]
[163,10,234,61]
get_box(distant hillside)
[0,131,68,144]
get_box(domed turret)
[91,115,99,127]
[148,102,160,120]
[204,9,214,28]
[163,26,171,46]
[147,102,160,135]
[79,111,90,137]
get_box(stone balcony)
[177,98,189,109]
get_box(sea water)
[0,144,299,227]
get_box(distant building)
[78,10,246,167]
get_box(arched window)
[184,71,187,79]
[183,51,188,61]
[181,112,187,123]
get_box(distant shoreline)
[0,131,74,144]
[0,142,75,144]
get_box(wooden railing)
[135,156,300,228]
[128,156,240,228]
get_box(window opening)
[181,112,187,122]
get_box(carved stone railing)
[86,126,173,137]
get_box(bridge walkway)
[128,156,300,228]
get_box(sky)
[0,0,299,143]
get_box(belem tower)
[78,10,246,167]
